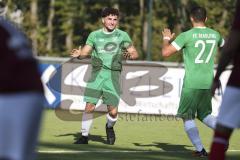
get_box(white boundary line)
[38,150,240,154]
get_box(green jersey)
[171,27,224,89]
[86,28,132,71]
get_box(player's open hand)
[123,50,131,60]
[162,28,175,40]
[70,46,81,57]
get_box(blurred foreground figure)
[0,19,44,160]
[209,0,240,160]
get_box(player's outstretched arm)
[161,28,177,57]
[70,45,93,58]
[124,45,139,60]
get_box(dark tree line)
[4,0,237,61]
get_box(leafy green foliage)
[6,0,237,61]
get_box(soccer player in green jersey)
[162,6,224,157]
[70,7,138,145]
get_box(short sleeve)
[171,33,186,51]
[86,32,95,47]
[122,32,132,48]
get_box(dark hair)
[190,6,207,22]
[101,7,119,18]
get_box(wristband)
[163,36,171,40]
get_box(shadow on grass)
[38,140,240,160]
[55,132,107,144]
[133,142,191,152]
[37,152,240,160]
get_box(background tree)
[47,0,55,54]
[5,0,237,62]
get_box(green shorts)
[177,88,212,121]
[84,68,121,107]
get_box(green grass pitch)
[37,109,240,160]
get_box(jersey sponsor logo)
[104,42,118,52]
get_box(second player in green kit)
[172,27,224,121]
[162,6,224,157]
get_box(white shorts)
[217,86,240,129]
[0,92,43,160]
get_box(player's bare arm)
[124,45,139,60]
[161,28,177,57]
[70,45,93,58]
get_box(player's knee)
[85,103,95,113]
[110,112,118,118]
[85,107,95,113]
[109,109,118,118]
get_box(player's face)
[102,14,118,32]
